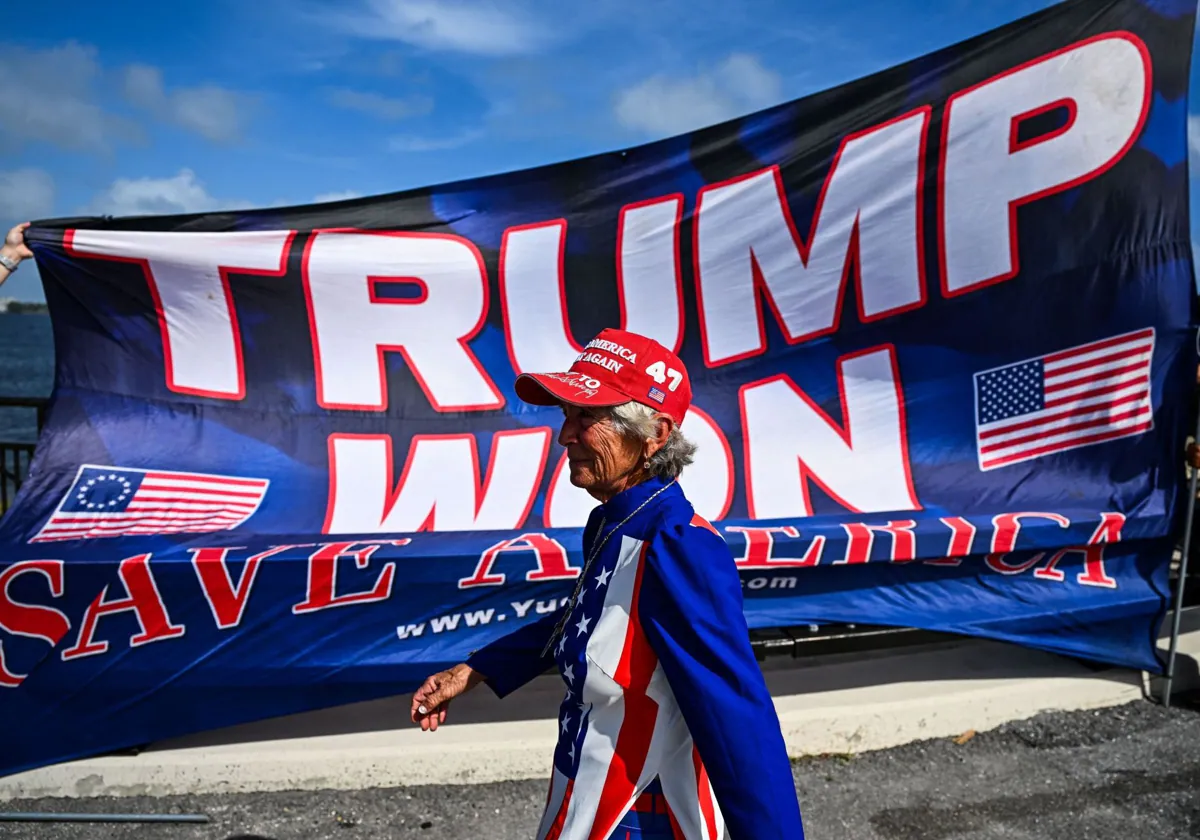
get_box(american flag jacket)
[467,476,806,840]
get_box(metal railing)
[0,442,36,511]
[0,396,47,511]
[0,395,47,430]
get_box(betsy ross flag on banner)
[974,328,1155,471]
[31,465,269,542]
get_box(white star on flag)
[594,567,612,589]
[575,614,592,636]
[563,663,574,683]
[561,714,571,735]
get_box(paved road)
[2,698,1198,840]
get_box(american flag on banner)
[974,328,1155,471]
[30,465,269,543]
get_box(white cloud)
[323,87,434,121]
[85,169,250,218]
[0,41,139,151]
[388,128,484,152]
[313,190,363,203]
[122,64,248,143]
[322,0,553,56]
[0,169,56,221]
[614,53,783,137]
[716,53,784,105]
[122,63,163,108]
[170,86,247,143]
[83,179,368,218]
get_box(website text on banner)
[0,0,1195,778]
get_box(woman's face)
[558,404,644,501]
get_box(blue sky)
[1,0,1196,302]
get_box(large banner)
[0,0,1196,778]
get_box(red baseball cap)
[515,328,693,425]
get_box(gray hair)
[606,401,698,480]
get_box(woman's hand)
[410,663,485,731]
[1188,442,1200,470]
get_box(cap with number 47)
[514,328,693,425]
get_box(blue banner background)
[0,0,1196,778]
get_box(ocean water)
[0,313,54,443]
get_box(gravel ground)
[2,697,1198,840]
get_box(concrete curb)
[2,615,1196,801]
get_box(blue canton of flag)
[976,360,1045,425]
[31,465,270,543]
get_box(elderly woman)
[411,328,806,840]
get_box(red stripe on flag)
[38,520,244,536]
[693,746,719,840]
[145,472,269,488]
[121,505,258,515]
[588,544,659,840]
[983,421,1153,469]
[980,405,1150,455]
[542,779,574,840]
[138,485,264,499]
[979,391,1148,440]
[1044,343,1152,377]
[1043,361,1147,394]
[1042,376,1149,410]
